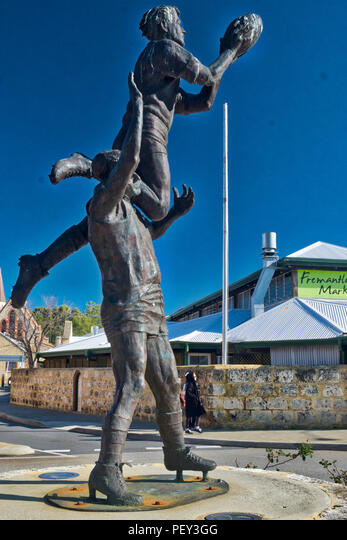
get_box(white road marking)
[0,454,78,460]
[194,445,222,449]
[40,449,71,453]
[145,445,222,450]
[32,449,72,457]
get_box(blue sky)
[1,0,346,315]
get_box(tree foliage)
[14,298,101,368]
[16,297,72,368]
[33,303,71,345]
[32,300,101,345]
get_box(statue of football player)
[11,8,262,309]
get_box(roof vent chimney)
[62,320,73,344]
[262,232,277,257]
[251,232,279,318]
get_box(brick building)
[0,268,51,381]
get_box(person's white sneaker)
[185,428,193,434]
[194,427,202,433]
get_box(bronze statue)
[11,8,262,310]
[10,6,263,507]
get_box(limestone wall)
[0,335,23,357]
[186,365,347,429]
[0,334,25,385]
[10,365,347,429]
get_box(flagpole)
[222,103,229,365]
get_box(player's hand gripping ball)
[220,13,263,57]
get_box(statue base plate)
[44,474,229,512]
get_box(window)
[284,274,292,298]
[7,362,18,370]
[9,310,16,337]
[201,304,217,317]
[188,353,211,366]
[264,273,293,308]
[1,320,6,333]
[237,289,254,309]
[17,320,23,339]
[269,281,277,305]
[218,297,234,312]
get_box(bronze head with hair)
[139,5,185,46]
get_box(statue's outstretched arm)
[105,74,143,195]
[178,12,263,93]
[90,74,143,218]
[175,81,221,116]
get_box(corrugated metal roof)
[170,330,222,343]
[44,332,111,354]
[300,298,347,333]
[227,298,346,343]
[41,309,251,356]
[167,309,250,340]
[287,241,347,260]
[40,298,347,357]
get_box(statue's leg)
[89,330,147,506]
[146,334,184,449]
[145,335,216,481]
[132,145,171,221]
[113,134,171,222]
[11,217,88,308]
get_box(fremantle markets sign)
[298,269,347,299]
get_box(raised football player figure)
[11,8,262,309]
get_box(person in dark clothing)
[184,371,206,434]
[178,377,186,410]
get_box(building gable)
[0,332,25,356]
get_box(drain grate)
[39,472,80,480]
[205,512,262,520]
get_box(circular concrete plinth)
[0,464,340,520]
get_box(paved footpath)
[0,394,346,454]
